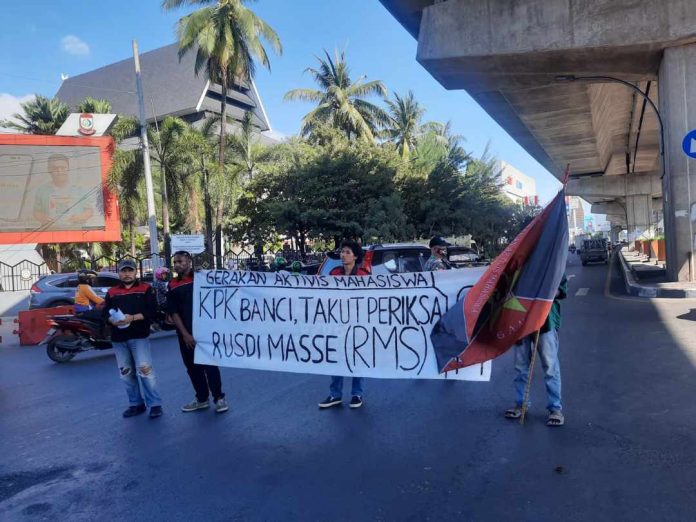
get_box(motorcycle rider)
[74,270,103,313]
[103,259,163,419]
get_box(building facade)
[499,161,538,206]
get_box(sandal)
[504,406,523,419]
[547,410,564,427]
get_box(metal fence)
[0,249,325,292]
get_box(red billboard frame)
[0,134,121,244]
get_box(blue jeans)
[112,338,162,408]
[329,376,363,398]
[513,329,562,411]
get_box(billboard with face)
[0,135,120,244]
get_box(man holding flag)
[430,171,571,425]
[505,274,567,426]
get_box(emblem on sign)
[78,113,95,136]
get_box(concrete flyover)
[379,0,696,281]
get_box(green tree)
[0,95,68,134]
[180,119,219,256]
[108,117,145,257]
[414,121,469,173]
[382,90,425,160]
[232,138,315,255]
[227,111,270,181]
[163,0,282,265]
[460,150,509,254]
[75,97,112,114]
[149,116,189,257]
[233,128,412,252]
[285,49,389,141]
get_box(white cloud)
[0,93,35,132]
[61,35,90,56]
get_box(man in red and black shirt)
[319,240,370,410]
[168,251,228,414]
[103,259,162,418]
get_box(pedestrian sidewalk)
[618,248,696,298]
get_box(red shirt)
[329,265,371,276]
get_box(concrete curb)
[617,251,696,298]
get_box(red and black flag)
[432,188,569,372]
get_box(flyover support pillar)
[660,43,696,281]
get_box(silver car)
[28,271,122,309]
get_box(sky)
[0,0,600,218]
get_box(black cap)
[429,236,451,248]
[118,259,137,271]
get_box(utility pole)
[132,40,159,262]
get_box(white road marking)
[568,274,576,279]
[576,288,589,296]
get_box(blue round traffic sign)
[682,129,696,158]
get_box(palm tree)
[149,116,189,257]
[413,121,470,175]
[382,90,425,159]
[227,111,269,180]
[0,95,68,134]
[425,121,469,169]
[285,49,389,141]
[75,97,112,114]
[180,119,219,257]
[163,0,282,266]
[109,117,146,256]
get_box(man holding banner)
[169,251,229,414]
[189,183,568,397]
[319,240,371,409]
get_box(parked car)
[447,246,484,267]
[318,243,431,275]
[29,271,123,309]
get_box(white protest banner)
[193,268,491,381]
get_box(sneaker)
[181,399,210,412]
[149,405,163,418]
[318,396,342,409]
[122,404,147,418]
[349,396,363,409]
[215,397,229,414]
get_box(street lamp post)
[555,75,665,178]
[555,74,668,264]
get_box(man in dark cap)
[424,236,453,271]
[103,259,163,419]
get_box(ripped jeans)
[112,338,162,408]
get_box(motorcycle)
[42,308,174,363]
[43,311,111,363]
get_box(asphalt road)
[2,254,696,521]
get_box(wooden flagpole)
[519,330,541,425]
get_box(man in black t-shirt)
[103,259,163,419]
[168,251,228,414]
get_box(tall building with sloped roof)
[55,43,276,143]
